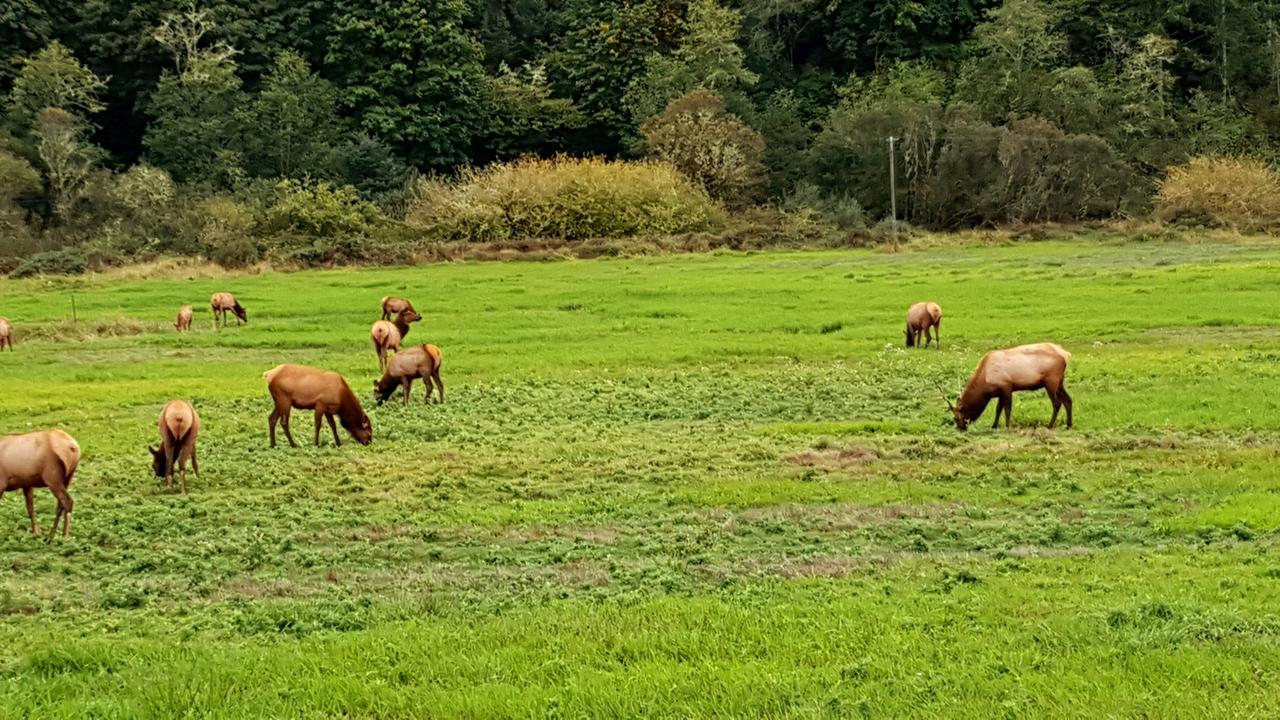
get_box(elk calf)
[373,344,444,406]
[211,292,247,328]
[381,296,417,321]
[905,302,942,348]
[948,343,1073,431]
[265,364,372,447]
[175,305,194,332]
[0,429,80,541]
[149,400,200,494]
[370,307,422,372]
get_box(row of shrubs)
[1,152,1277,277]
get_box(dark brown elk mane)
[335,381,369,435]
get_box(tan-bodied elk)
[149,399,200,494]
[0,317,12,351]
[370,307,422,372]
[175,305,194,332]
[373,343,444,406]
[210,292,247,328]
[380,296,417,321]
[0,429,80,541]
[946,343,1073,431]
[265,364,372,447]
[905,301,942,348]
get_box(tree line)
[2,0,1279,270]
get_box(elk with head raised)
[0,429,80,541]
[373,343,444,406]
[148,399,200,495]
[380,296,417,321]
[175,305,194,332]
[905,302,942,348]
[946,343,1073,431]
[370,307,422,372]
[265,364,372,447]
[210,292,247,328]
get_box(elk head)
[147,446,166,477]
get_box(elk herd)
[2,289,1073,540]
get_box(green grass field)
[2,238,1279,717]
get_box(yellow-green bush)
[407,156,724,242]
[1156,156,1280,229]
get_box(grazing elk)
[0,429,80,541]
[265,364,372,447]
[175,305,194,332]
[947,342,1073,431]
[380,296,417,321]
[0,317,12,351]
[148,399,200,495]
[210,292,247,328]
[905,301,942,348]
[373,343,444,406]
[370,307,422,372]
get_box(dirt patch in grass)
[736,502,961,529]
[786,445,879,468]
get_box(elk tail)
[380,296,389,306]
[263,364,287,383]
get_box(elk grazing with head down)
[905,302,942,348]
[946,343,1073,431]
[149,400,200,494]
[373,343,444,406]
[175,305,194,332]
[370,307,422,372]
[0,317,12,351]
[380,296,416,321]
[0,429,80,541]
[265,364,372,447]
[210,292,247,328]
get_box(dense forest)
[2,0,1279,271]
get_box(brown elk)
[905,301,942,348]
[0,429,80,541]
[265,364,372,447]
[175,305,194,332]
[148,400,200,495]
[211,292,247,328]
[373,343,444,406]
[370,307,422,372]
[0,317,12,351]
[381,296,416,321]
[946,343,1073,431]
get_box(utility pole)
[887,135,899,252]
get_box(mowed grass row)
[1,239,1279,717]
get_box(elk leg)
[280,407,297,448]
[23,488,37,536]
[934,321,941,349]
[1003,392,1014,428]
[403,378,412,406]
[44,476,72,541]
[313,410,324,446]
[268,409,278,447]
[1060,386,1073,429]
[991,396,1004,429]
[1046,385,1061,428]
[327,413,341,446]
[163,439,175,490]
[433,372,444,403]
